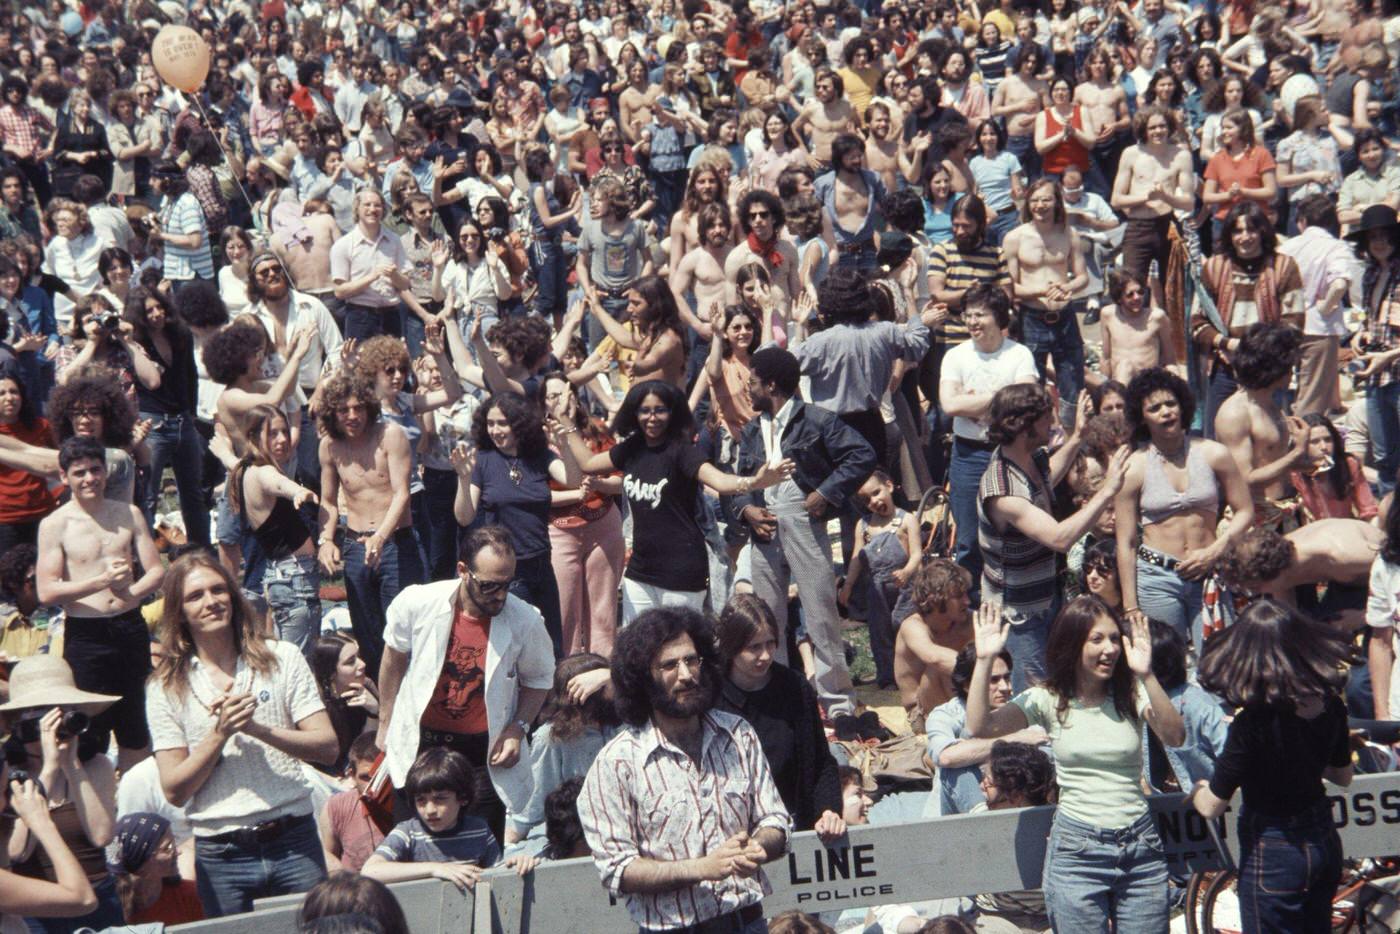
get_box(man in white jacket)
[375,525,554,842]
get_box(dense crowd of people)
[0,0,1399,930]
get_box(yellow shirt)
[0,606,54,664]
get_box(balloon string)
[186,93,294,280]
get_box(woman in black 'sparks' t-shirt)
[562,380,791,622]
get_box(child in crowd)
[362,748,536,890]
[320,732,389,873]
[840,470,923,689]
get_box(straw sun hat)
[0,655,118,716]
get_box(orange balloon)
[152,25,210,94]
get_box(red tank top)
[1042,105,1091,176]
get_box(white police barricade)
[223,773,1400,933]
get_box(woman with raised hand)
[965,596,1184,933]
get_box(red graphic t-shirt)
[420,608,491,735]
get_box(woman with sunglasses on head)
[0,656,121,933]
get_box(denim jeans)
[141,410,211,546]
[1019,308,1085,429]
[342,527,426,678]
[531,237,567,319]
[866,575,900,686]
[1135,554,1204,651]
[1236,803,1343,934]
[834,240,878,272]
[986,207,1019,247]
[1368,380,1400,497]
[1043,811,1170,934]
[1006,604,1055,693]
[949,439,993,600]
[343,302,403,342]
[263,553,321,655]
[293,405,320,493]
[509,552,564,659]
[24,874,123,934]
[193,813,327,918]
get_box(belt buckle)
[1042,308,1061,325]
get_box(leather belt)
[202,813,303,847]
[1137,545,1180,571]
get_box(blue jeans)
[866,575,900,686]
[263,553,321,655]
[1236,803,1343,934]
[1006,604,1055,693]
[343,302,403,342]
[1204,363,1239,441]
[141,410,210,546]
[24,874,123,934]
[1043,811,1170,934]
[640,909,767,934]
[1020,307,1085,429]
[531,237,567,319]
[949,438,993,600]
[1136,553,1204,650]
[342,526,425,678]
[293,405,320,493]
[1368,380,1400,496]
[834,240,878,272]
[986,206,1020,247]
[194,813,327,918]
[1007,133,1039,182]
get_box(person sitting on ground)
[296,872,409,934]
[1220,521,1382,631]
[894,559,976,734]
[968,741,1055,933]
[108,813,204,925]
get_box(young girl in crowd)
[841,470,923,689]
[1189,599,1355,933]
[1290,412,1378,521]
[966,595,1185,933]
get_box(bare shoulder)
[1147,306,1171,326]
[1197,438,1238,465]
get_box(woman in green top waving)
[965,595,1185,933]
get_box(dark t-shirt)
[610,434,708,591]
[421,607,491,736]
[471,448,557,560]
[1208,694,1350,818]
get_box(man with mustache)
[579,607,790,933]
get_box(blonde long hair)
[153,553,277,700]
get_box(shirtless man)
[316,371,423,676]
[206,321,315,455]
[893,559,975,732]
[666,159,730,280]
[1111,106,1196,296]
[1100,269,1177,384]
[1074,46,1131,185]
[992,44,1048,172]
[273,207,341,300]
[1003,179,1089,426]
[1220,520,1382,631]
[670,202,733,320]
[35,437,164,770]
[813,133,887,273]
[1213,323,1309,530]
[791,68,858,169]
[864,102,921,193]
[724,190,799,307]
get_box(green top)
[1012,683,1149,827]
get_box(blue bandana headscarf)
[109,812,171,874]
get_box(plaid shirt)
[1362,256,1400,389]
[0,104,52,159]
[579,710,791,931]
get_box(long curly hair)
[473,391,549,457]
[46,368,138,447]
[1042,595,1139,725]
[352,335,411,389]
[611,607,721,727]
[318,373,382,442]
[153,552,277,701]
[0,366,37,430]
